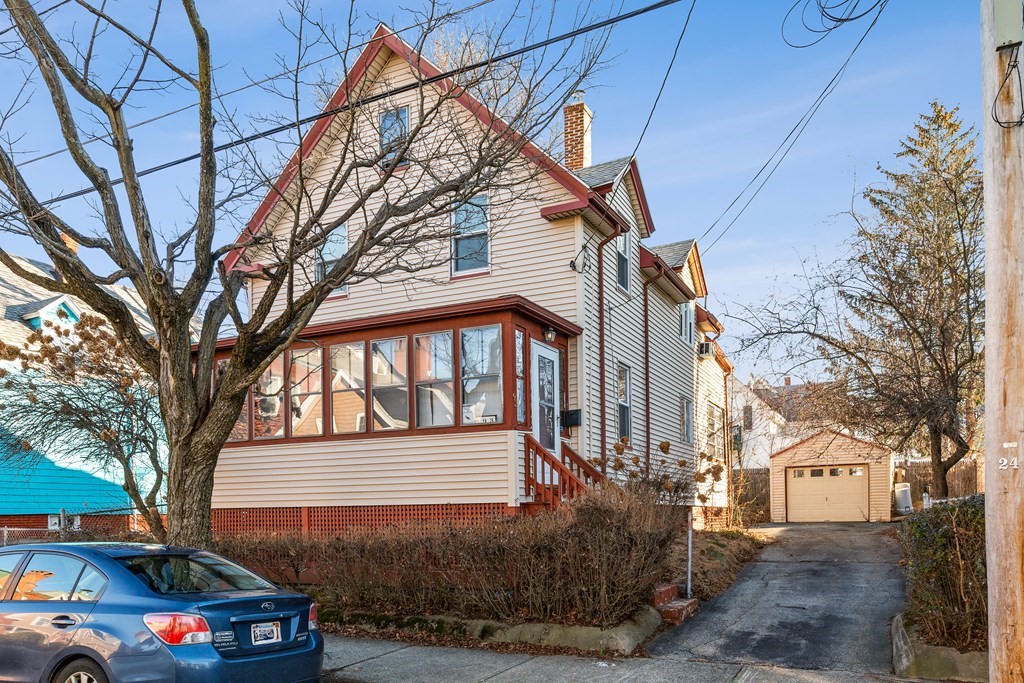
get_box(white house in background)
[731,375,791,470]
[211,25,734,534]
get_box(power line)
[618,0,698,179]
[1,0,688,221]
[16,0,499,167]
[700,0,887,254]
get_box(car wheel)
[52,658,109,683]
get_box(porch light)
[542,327,557,343]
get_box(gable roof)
[224,25,658,271]
[0,255,154,349]
[653,240,694,269]
[753,380,835,423]
[0,431,130,515]
[769,429,891,461]
[573,156,631,189]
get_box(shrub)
[899,495,987,651]
[213,487,680,628]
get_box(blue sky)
[0,1,981,380]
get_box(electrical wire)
[15,0,499,167]
[992,44,1024,128]
[0,0,689,221]
[618,0,698,179]
[699,0,886,254]
[781,0,886,49]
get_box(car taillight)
[309,603,318,631]
[143,613,213,645]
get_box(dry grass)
[664,529,768,601]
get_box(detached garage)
[770,430,894,523]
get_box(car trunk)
[196,590,312,658]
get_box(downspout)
[642,263,669,477]
[597,226,624,475]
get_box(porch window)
[254,356,286,439]
[617,363,631,440]
[414,332,455,428]
[461,325,502,423]
[316,226,348,293]
[330,342,366,434]
[371,337,409,431]
[290,348,323,436]
[215,359,250,442]
[615,232,630,291]
[515,329,526,424]
[380,107,408,166]
[452,195,489,274]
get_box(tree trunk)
[166,440,219,547]
[929,425,949,498]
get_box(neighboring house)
[769,430,894,523]
[0,432,133,534]
[212,25,733,534]
[731,375,791,470]
[0,248,162,526]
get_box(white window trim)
[616,362,632,440]
[615,231,631,293]
[450,196,490,277]
[682,396,694,444]
[682,301,695,344]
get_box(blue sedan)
[0,543,323,683]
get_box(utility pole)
[982,1,1024,680]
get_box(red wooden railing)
[559,442,605,488]
[523,435,604,509]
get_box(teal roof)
[0,434,130,515]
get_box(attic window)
[380,107,409,166]
[316,226,348,293]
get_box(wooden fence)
[900,459,979,504]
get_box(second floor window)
[380,107,408,166]
[681,301,694,343]
[316,226,348,293]
[615,232,630,291]
[681,397,694,444]
[452,195,489,274]
[617,363,631,440]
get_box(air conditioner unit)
[697,341,714,358]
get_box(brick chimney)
[59,232,78,255]
[563,91,592,171]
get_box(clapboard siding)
[213,431,513,508]
[769,431,893,522]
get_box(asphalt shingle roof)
[572,156,632,189]
[0,255,155,348]
[652,240,695,269]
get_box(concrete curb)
[892,612,988,681]
[332,606,662,655]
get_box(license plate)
[251,621,281,645]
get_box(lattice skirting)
[212,503,517,536]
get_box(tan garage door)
[786,465,869,522]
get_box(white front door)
[530,342,560,456]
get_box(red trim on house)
[639,246,695,301]
[695,304,724,334]
[223,24,596,273]
[209,295,582,351]
[449,270,491,282]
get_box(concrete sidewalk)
[321,635,914,682]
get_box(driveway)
[648,523,906,675]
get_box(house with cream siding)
[211,25,733,534]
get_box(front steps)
[650,581,700,626]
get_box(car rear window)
[118,553,273,594]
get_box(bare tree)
[739,102,984,497]
[0,0,606,545]
[0,313,166,539]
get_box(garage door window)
[849,467,865,476]
[829,468,843,477]
[792,469,804,478]
[810,469,824,477]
